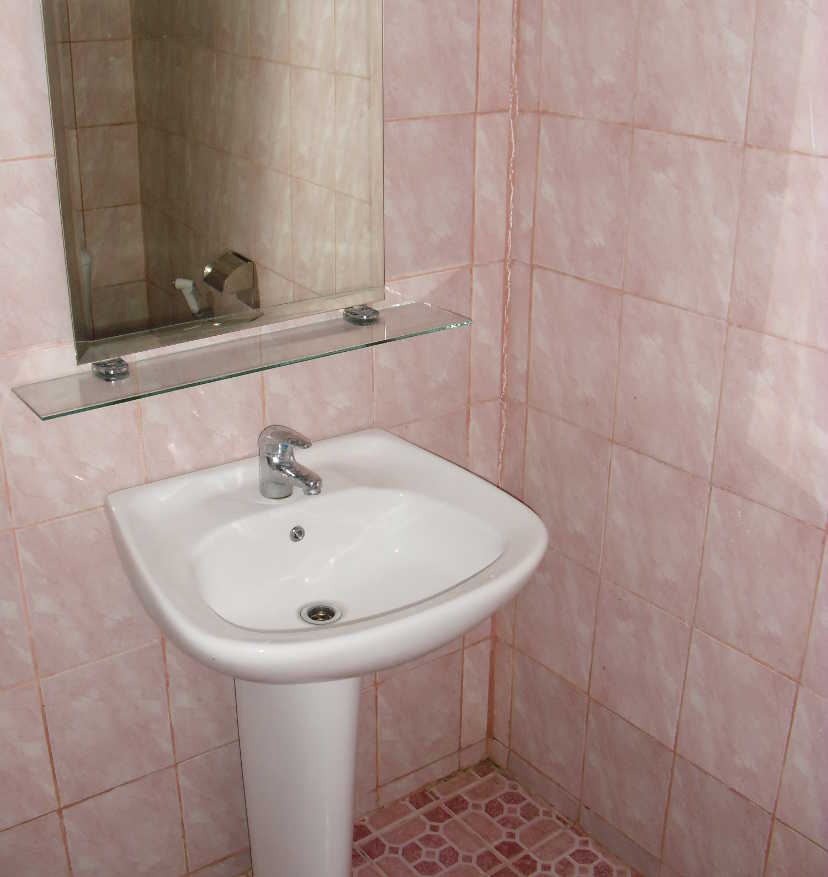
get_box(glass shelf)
[14,302,471,421]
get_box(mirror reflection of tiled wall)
[50,1,148,338]
[48,0,383,341]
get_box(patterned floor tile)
[350,762,640,877]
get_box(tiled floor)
[351,762,638,876]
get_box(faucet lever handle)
[258,425,312,454]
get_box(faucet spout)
[258,425,322,499]
[265,456,322,496]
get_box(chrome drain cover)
[299,602,342,625]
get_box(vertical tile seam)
[8,517,73,872]
[495,0,521,487]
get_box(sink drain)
[299,602,342,625]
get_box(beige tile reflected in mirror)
[42,0,384,363]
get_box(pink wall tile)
[377,752,460,806]
[461,640,492,747]
[63,769,185,877]
[42,643,173,803]
[290,67,335,188]
[264,349,372,439]
[0,813,69,877]
[374,330,469,428]
[85,204,146,288]
[510,651,587,796]
[615,296,726,478]
[142,373,264,481]
[582,701,673,856]
[376,636,457,688]
[356,687,377,802]
[0,350,144,528]
[478,0,514,112]
[0,531,34,688]
[383,0,477,118]
[474,113,510,263]
[377,651,462,784]
[604,445,708,620]
[578,806,661,877]
[71,40,137,126]
[251,65,290,175]
[500,401,526,499]
[748,0,828,155]
[664,757,771,877]
[17,508,157,676]
[731,149,828,350]
[468,400,501,484]
[464,618,492,646]
[506,751,580,821]
[333,186,382,290]
[803,542,828,699]
[678,631,796,811]
[0,683,57,830]
[777,687,828,848]
[505,262,531,404]
[518,0,542,111]
[386,266,472,312]
[512,115,539,264]
[528,268,621,436]
[714,328,828,527]
[290,178,334,293]
[766,821,828,877]
[179,742,248,870]
[391,411,469,469]
[384,116,475,278]
[696,489,823,676]
[515,550,598,691]
[534,116,631,287]
[290,0,333,69]
[524,409,610,571]
[191,849,252,877]
[591,584,690,747]
[166,642,238,763]
[0,0,52,160]
[634,0,755,141]
[540,0,638,123]
[68,0,132,40]
[0,159,74,355]
[491,641,513,745]
[77,124,140,210]
[471,263,505,403]
[625,131,742,317]
[0,453,11,532]
[335,0,372,78]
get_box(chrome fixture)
[289,525,306,542]
[343,304,380,325]
[92,358,130,382]
[298,602,342,625]
[258,425,322,499]
[203,251,258,308]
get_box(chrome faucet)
[258,426,322,499]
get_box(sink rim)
[107,429,548,683]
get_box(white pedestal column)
[235,676,361,877]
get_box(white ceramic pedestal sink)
[107,429,547,877]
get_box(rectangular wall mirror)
[42,1,384,364]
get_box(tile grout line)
[160,636,191,873]
[495,0,521,489]
[659,0,757,856]
[7,511,72,871]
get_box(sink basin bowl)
[107,428,547,877]
[107,429,547,684]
